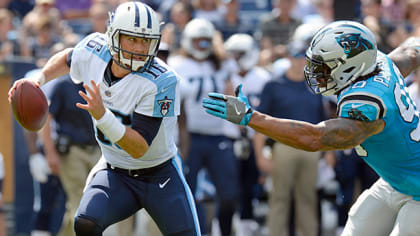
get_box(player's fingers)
[90,80,100,94]
[76,102,89,110]
[202,98,226,107]
[78,90,92,103]
[208,93,227,101]
[202,102,225,112]
[8,83,19,103]
[204,108,225,119]
[83,83,96,99]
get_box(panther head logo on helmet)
[336,33,374,59]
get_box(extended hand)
[76,80,106,120]
[202,84,253,126]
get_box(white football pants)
[342,178,420,236]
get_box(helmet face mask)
[304,21,377,96]
[304,55,336,95]
[107,2,161,72]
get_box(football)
[11,80,48,131]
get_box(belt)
[106,159,172,177]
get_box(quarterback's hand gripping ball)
[10,79,48,131]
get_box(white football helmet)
[181,18,215,60]
[304,21,377,96]
[224,33,259,72]
[107,2,161,72]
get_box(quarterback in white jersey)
[9,2,200,236]
[71,32,179,169]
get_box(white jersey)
[168,55,234,136]
[70,33,180,169]
[230,67,271,138]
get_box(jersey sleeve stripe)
[337,93,386,119]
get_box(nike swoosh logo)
[161,86,171,93]
[234,104,241,115]
[159,177,171,188]
[351,104,364,109]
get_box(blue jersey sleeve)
[337,93,386,121]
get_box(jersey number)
[97,110,131,146]
[394,77,420,141]
[188,76,219,102]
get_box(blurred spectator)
[302,0,333,24]
[55,0,91,19]
[8,0,34,19]
[168,18,239,235]
[27,15,61,66]
[192,0,226,26]
[85,2,110,35]
[254,36,326,236]
[381,0,407,24]
[333,0,359,20]
[0,8,30,60]
[215,0,254,40]
[255,0,301,64]
[24,130,66,236]
[290,0,317,21]
[405,0,420,36]
[224,33,271,236]
[360,0,394,53]
[161,1,193,53]
[21,0,62,38]
[0,0,9,8]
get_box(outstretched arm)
[248,111,385,152]
[388,37,420,77]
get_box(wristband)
[95,109,126,143]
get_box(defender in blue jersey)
[202,21,420,236]
[9,2,200,236]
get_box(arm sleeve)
[134,73,180,117]
[337,93,386,121]
[131,112,163,145]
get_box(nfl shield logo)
[158,96,173,116]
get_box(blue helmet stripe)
[145,5,152,28]
[134,3,140,27]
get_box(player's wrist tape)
[95,109,126,143]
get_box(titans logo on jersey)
[335,33,374,58]
[336,51,420,200]
[69,32,181,169]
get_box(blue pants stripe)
[172,154,201,236]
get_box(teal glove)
[202,84,253,126]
